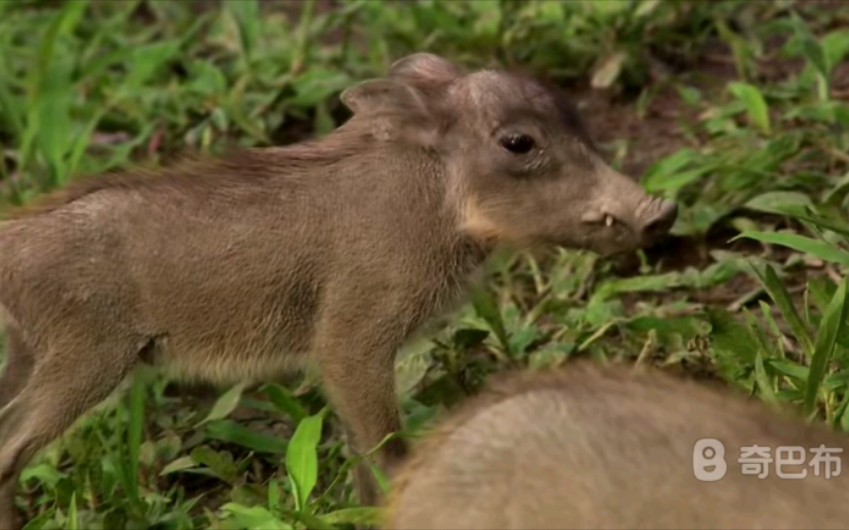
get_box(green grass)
[1,0,849,528]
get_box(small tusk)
[605,215,614,227]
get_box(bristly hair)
[4,123,370,222]
[501,65,600,155]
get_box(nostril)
[642,201,678,241]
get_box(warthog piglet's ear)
[340,79,428,117]
[389,52,465,91]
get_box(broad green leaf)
[190,446,238,485]
[745,191,813,216]
[205,420,286,454]
[745,192,849,237]
[591,271,684,303]
[196,381,247,427]
[512,326,540,356]
[805,278,849,415]
[286,413,324,512]
[765,358,809,382]
[19,464,65,488]
[396,337,436,397]
[263,383,308,423]
[735,231,849,267]
[470,285,510,354]
[728,82,771,135]
[402,400,440,433]
[122,41,181,91]
[186,60,228,98]
[821,30,849,75]
[641,148,702,194]
[288,68,352,108]
[159,456,196,476]
[643,167,711,195]
[221,503,293,530]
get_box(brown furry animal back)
[3,128,365,222]
[385,361,849,530]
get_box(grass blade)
[756,264,814,357]
[205,420,287,454]
[67,491,79,530]
[804,278,849,415]
[735,231,849,267]
[126,376,146,505]
[319,507,384,527]
[754,351,778,404]
[225,0,260,65]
